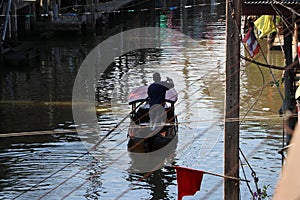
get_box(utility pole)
[224,0,240,199]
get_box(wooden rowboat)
[127,86,178,152]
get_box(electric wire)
[240,55,285,70]
[271,4,295,37]
[239,2,300,195]
[16,55,272,198]
[14,51,232,199]
[273,0,300,18]
[59,50,285,199]
[230,3,266,197]
[11,32,284,200]
[239,156,254,197]
[0,112,288,138]
[270,8,300,56]
[36,62,232,199]
[6,22,288,198]
[9,30,240,197]
[47,6,300,200]
[230,1,294,198]
[36,50,245,199]
[201,134,274,199]
[14,24,288,198]
[8,1,298,198]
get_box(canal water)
[0,1,286,199]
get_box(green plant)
[253,185,271,200]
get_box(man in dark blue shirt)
[148,72,174,106]
[147,72,174,130]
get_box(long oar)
[90,97,149,150]
[12,97,149,200]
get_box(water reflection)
[0,0,286,199]
[0,35,86,133]
[126,167,177,200]
[0,1,227,199]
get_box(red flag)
[174,166,204,200]
[242,27,260,57]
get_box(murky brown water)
[0,1,286,199]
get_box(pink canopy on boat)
[128,86,178,104]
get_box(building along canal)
[0,0,286,199]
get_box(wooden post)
[284,17,294,145]
[225,0,240,199]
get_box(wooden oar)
[11,97,149,199]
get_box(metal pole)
[224,0,240,199]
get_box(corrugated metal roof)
[244,0,300,5]
[242,0,300,15]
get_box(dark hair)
[153,72,161,82]
[248,21,254,28]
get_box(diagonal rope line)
[35,55,241,199]
[13,54,229,199]
[59,52,287,199]
[11,4,298,197]
[201,135,273,199]
[15,34,288,198]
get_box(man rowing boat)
[147,72,174,130]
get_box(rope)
[11,2,298,197]
[36,53,245,199]
[13,55,228,199]
[11,25,244,197]
[271,4,294,35]
[5,3,298,200]
[201,3,300,197]
[240,147,261,197]
[230,3,262,198]
[272,1,300,18]
[240,55,285,70]
[14,40,278,198]
[240,157,254,196]
[11,97,147,200]
[229,2,282,198]
[106,50,283,199]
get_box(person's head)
[247,21,254,28]
[153,72,161,82]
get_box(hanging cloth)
[254,15,277,39]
